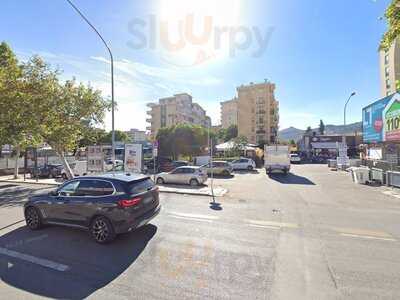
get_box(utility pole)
[66,0,115,170]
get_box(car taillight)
[118,197,141,208]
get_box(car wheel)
[222,170,230,176]
[90,216,116,244]
[25,207,43,230]
[247,165,253,171]
[156,177,164,184]
[190,179,199,186]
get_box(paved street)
[1,165,400,299]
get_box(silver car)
[155,166,207,186]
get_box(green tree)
[305,126,312,135]
[98,130,130,144]
[289,139,296,145]
[380,0,400,50]
[231,135,248,156]
[319,119,325,135]
[42,79,111,179]
[225,125,238,141]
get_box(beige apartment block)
[379,38,400,97]
[220,98,238,129]
[146,93,211,139]
[125,128,148,142]
[237,81,279,145]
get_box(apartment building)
[125,128,147,143]
[220,98,238,129]
[379,38,400,97]
[237,81,279,144]
[146,93,211,139]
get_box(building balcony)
[256,130,266,134]
[146,110,154,116]
[146,126,152,131]
[146,118,152,123]
[147,103,157,108]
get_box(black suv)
[24,173,160,243]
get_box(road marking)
[333,227,393,239]
[0,247,69,272]
[168,212,219,220]
[247,220,299,229]
[170,215,213,223]
[340,233,397,242]
[248,224,280,230]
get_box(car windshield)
[4,1,398,299]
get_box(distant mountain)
[278,121,362,142]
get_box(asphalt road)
[0,165,400,299]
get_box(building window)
[385,55,389,64]
[385,67,390,77]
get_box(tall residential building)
[146,93,211,139]
[379,38,400,97]
[125,128,147,143]
[237,81,279,144]
[220,98,238,129]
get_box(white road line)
[168,212,219,220]
[340,233,397,242]
[247,220,299,229]
[248,224,280,230]
[170,215,213,223]
[0,247,69,271]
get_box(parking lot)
[1,164,400,299]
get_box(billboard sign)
[87,145,104,172]
[362,94,393,143]
[383,95,400,141]
[124,144,142,173]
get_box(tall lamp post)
[66,0,115,170]
[342,91,356,155]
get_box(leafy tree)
[380,0,400,50]
[225,125,238,141]
[231,135,248,156]
[305,126,312,135]
[289,139,296,145]
[98,130,130,144]
[42,79,111,178]
[319,119,325,135]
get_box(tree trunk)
[57,150,74,180]
[13,145,20,179]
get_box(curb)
[0,179,60,186]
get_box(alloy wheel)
[26,207,40,229]
[92,218,109,243]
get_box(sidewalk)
[0,175,228,197]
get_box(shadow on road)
[268,173,316,185]
[0,186,55,208]
[233,169,259,175]
[0,224,157,299]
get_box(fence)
[0,156,76,171]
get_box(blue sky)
[0,0,391,131]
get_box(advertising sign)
[87,145,103,172]
[124,144,142,172]
[384,96,400,141]
[362,94,392,143]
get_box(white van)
[264,145,291,175]
[61,160,88,179]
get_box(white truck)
[264,145,291,175]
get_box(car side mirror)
[49,190,58,196]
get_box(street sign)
[87,145,104,172]
[124,144,142,173]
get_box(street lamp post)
[66,0,115,170]
[342,91,356,155]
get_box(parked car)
[200,161,233,176]
[61,160,88,179]
[173,160,189,168]
[231,158,256,171]
[29,164,63,178]
[104,159,124,171]
[155,166,207,186]
[24,174,160,244]
[290,153,301,164]
[145,157,175,173]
